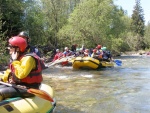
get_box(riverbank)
[121,50,148,56]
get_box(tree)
[144,22,150,48]
[58,0,131,50]
[0,5,7,52]
[131,0,145,37]
[37,0,81,48]
[0,10,9,64]
[1,0,25,37]
[130,0,145,49]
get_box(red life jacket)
[53,52,63,61]
[10,53,43,84]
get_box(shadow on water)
[43,55,150,113]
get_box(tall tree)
[131,0,145,37]
[130,0,145,50]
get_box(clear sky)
[114,0,150,25]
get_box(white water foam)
[81,74,93,78]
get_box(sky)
[114,0,150,25]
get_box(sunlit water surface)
[43,55,150,113]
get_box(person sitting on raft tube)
[63,47,73,57]
[0,36,44,101]
[52,49,63,61]
[101,47,113,62]
[91,49,101,59]
[96,44,103,59]
[84,49,91,57]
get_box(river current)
[43,55,150,113]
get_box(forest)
[0,0,150,64]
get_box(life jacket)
[52,52,63,61]
[56,52,63,58]
[10,53,43,84]
[96,49,102,55]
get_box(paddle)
[113,59,122,66]
[48,55,75,67]
[0,81,54,102]
[61,61,69,66]
[48,57,64,66]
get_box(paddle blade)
[61,61,69,66]
[27,88,54,102]
[115,62,122,66]
[114,60,122,64]
[114,60,122,66]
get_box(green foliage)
[26,0,79,47]
[144,22,150,48]
[59,0,111,45]
[1,0,25,37]
[0,54,9,65]
[0,0,149,58]
[0,12,9,64]
[38,0,81,47]
[23,1,46,45]
[111,38,124,54]
[131,0,145,37]
[124,32,145,51]
[58,0,132,53]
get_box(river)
[43,55,150,113]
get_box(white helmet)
[56,49,59,52]
[64,47,68,50]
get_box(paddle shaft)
[0,81,23,89]
[49,55,74,67]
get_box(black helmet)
[18,31,29,39]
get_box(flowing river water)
[43,55,150,113]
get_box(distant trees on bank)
[0,0,150,58]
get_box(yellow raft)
[72,57,114,69]
[0,83,56,113]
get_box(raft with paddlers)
[72,57,115,69]
[0,82,56,113]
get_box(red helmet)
[93,49,97,53]
[97,45,101,49]
[9,36,27,52]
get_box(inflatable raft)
[0,83,56,113]
[72,57,114,69]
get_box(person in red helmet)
[96,44,102,54]
[84,49,91,57]
[0,36,44,101]
[96,44,103,59]
[91,48,103,60]
[97,45,101,49]
[91,49,98,58]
